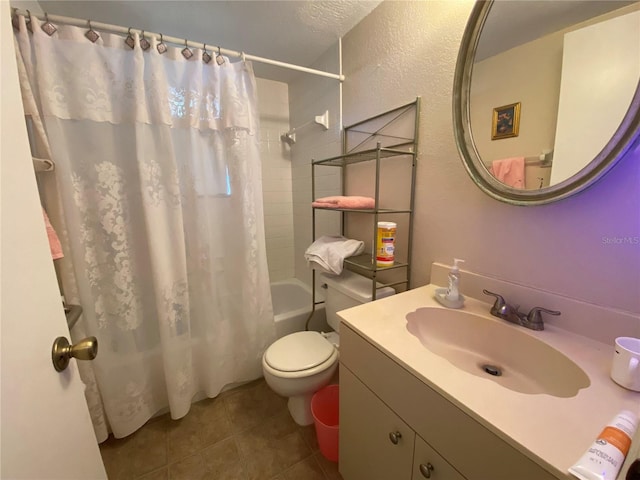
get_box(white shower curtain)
[14,15,275,440]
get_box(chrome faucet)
[482,290,560,331]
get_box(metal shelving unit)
[308,98,420,320]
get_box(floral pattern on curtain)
[14,14,275,440]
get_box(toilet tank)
[320,270,395,332]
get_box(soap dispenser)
[446,258,465,302]
[434,259,465,309]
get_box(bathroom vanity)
[338,282,639,480]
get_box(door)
[550,10,640,185]
[0,8,107,479]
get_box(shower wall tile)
[291,165,311,181]
[264,202,294,218]
[265,222,294,242]
[264,214,295,229]
[293,203,311,218]
[292,191,312,209]
[263,165,292,179]
[262,175,294,193]
[314,174,341,193]
[266,235,295,249]
[263,190,294,205]
[265,250,295,282]
[257,78,294,282]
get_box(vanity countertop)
[337,284,640,479]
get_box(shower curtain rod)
[13,9,346,82]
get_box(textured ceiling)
[31,1,633,81]
[37,0,382,83]
[476,0,636,61]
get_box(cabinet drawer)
[413,435,466,480]
[340,325,559,480]
[340,365,415,480]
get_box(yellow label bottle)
[376,221,396,267]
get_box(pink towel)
[312,195,375,209]
[42,207,64,260]
[489,157,525,189]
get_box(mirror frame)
[453,0,640,206]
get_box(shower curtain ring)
[157,33,167,54]
[181,38,193,59]
[216,46,225,65]
[202,43,212,64]
[11,7,20,31]
[85,19,100,43]
[42,12,57,36]
[125,27,135,49]
[25,9,33,33]
[140,30,150,51]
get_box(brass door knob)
[52,336,98,372]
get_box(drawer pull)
[419,463,434,478]
[389,431,402,445]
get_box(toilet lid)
[264,331,335,372]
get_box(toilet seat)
[264,331,335,372]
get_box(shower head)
[280,110,329,146]
[280,132,296,145]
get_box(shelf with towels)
[311,141,416,290]
[309,98,420,306]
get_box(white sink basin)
[405,307,590,397]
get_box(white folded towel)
[304,235,365,275]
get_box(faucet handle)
[483,289,508,316]
[527,307,561,325]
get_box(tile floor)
[99,379,343,480]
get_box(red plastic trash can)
[311,384,339,462]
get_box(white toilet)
[262,270,395,426]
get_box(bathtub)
[271,278,328,338]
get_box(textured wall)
[340,0,640,315]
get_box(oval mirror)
[453,0,640,205]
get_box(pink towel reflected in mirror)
[489,157,525,189]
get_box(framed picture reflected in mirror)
[492,102,521,140]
